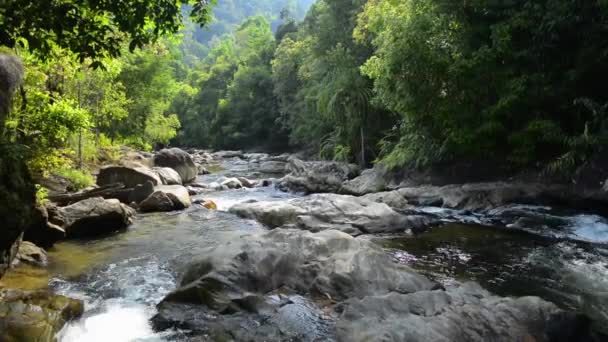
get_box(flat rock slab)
[229,193,437,235]
[160,228,434,309]
[336,282,587,342]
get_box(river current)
[40,158,608,341]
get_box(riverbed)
[18,158,606,340]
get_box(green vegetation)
[175,0,608,172]
[2,0,608,184]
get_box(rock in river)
[153,148,198,184]
[278,157,360,194]
[336,282,588,342]
[14,241,47,268]
[153,229,434,339]
[54,197,135,238]
[229,193,436,235]
[152,167,182,185]
[139,185,192,212]
[340,164,389,195]
[0,289,83,342]
[97,165,161,188]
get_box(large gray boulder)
[54,197,135,238]
[278,157,360,194]
[340,164,389,195]
[139,185,191,212]
[97,165,161,188]
[0,289,83,342]
[336,282,585,342]
[154,148,198,183]
[158,228,434,313]
[229,193,436,236]
[152,167,182,185]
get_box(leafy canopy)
[0,0,216,63]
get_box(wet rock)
[127,180,155,204]
[237,177,255,188]
[259,161,287,174]
[153,148,198,184]
[208,182,226,191]
[0,289,83,342]
[159,229,434,310]
[220,177,243,189]
[153,294,334,342]
[57,197,135,238]
[152,167,182,185]
[189,182,208,189]
[230,193,436,235]
[97,165,161,188]
[140,185,192,212]
[193,199,218,210]
[14,241,47,267]
[336,282,589,342]
[278,157,360,194]
[341,164,388,195]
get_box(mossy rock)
[0,289,83,342]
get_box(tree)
[357,0,608,168]
[0,0,215,64]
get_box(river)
[32,158,607,340]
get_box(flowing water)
[12,157,607,340]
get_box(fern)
[546,98,608,175]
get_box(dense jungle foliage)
[2,0,608,191]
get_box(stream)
[35,158,608,340]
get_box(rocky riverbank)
[2,148,607,341]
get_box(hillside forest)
[3,0,608,193]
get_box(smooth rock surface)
[220,177,243,189]
[336,282,587,342]
[55,197,135,238]
[153,148,198,184]
[140,185,191,212]
[160,229,434,309]
[230,193,437,235]
[152,167,182,185]
[97,166,161,188]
